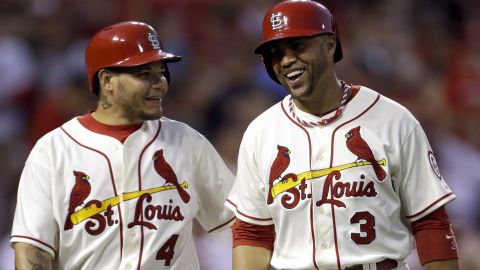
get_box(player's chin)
[288,85,310,100]
[281,80,308,98]
[140,109,163,120]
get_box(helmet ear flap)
[164,64,171,84]
[333,38,343,63]
[92,74,100,96]
[261,52,280,84]
[332,19,343,62]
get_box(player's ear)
[324,35,337,59]
[97,69,115,94]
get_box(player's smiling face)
[108,61,169,123]
[269,35,334,102]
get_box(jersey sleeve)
[397,124,456,222]
[193,137,236,232]
[226,126,273,226]
[10,140,58,258]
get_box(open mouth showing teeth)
[146,97,161,101]
[286,69,305,80]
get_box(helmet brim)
[254,30,332,54]
[254,32,342,62]
[112,50,182,67]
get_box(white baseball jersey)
[11,116,235,269]
[226,86,456,270]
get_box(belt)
[346,258,398,270]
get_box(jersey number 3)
[350,211,376,244]
[156,234,179,266]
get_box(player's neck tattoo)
[100,94,112,110]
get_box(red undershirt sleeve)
[411,206,459,265]
[232,219,275,251]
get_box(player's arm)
[423,260,458,270]
[232,219,275,270]
[233,245,272,270]
[14,242,53,270]
[412,206,459,270]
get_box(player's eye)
[269,47,284,62]
[135,71,150,79]
[289,41,305,52]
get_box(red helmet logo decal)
[147,32,162,50]
[270,12,287,31]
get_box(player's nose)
[280,49,297,67]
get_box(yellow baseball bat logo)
[70,182,188,225]
[271,159,386,199]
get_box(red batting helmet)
[254,0,342,83]
[85,21,182,94]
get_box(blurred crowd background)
[1,0,479,269]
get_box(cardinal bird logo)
[64,171,91,230]
[345,126,387,181]
[267,145,291,205]
[152,149,190,203]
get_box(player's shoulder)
[27,117,80,159]
[359,86,419,123]
[37,117,80,143]
[155,117,207,141]
[157,117,200,134]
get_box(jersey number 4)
[350,211,376,244]
[156,234,179,266]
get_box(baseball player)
[11,21,235,269]
[226,1,459,269]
